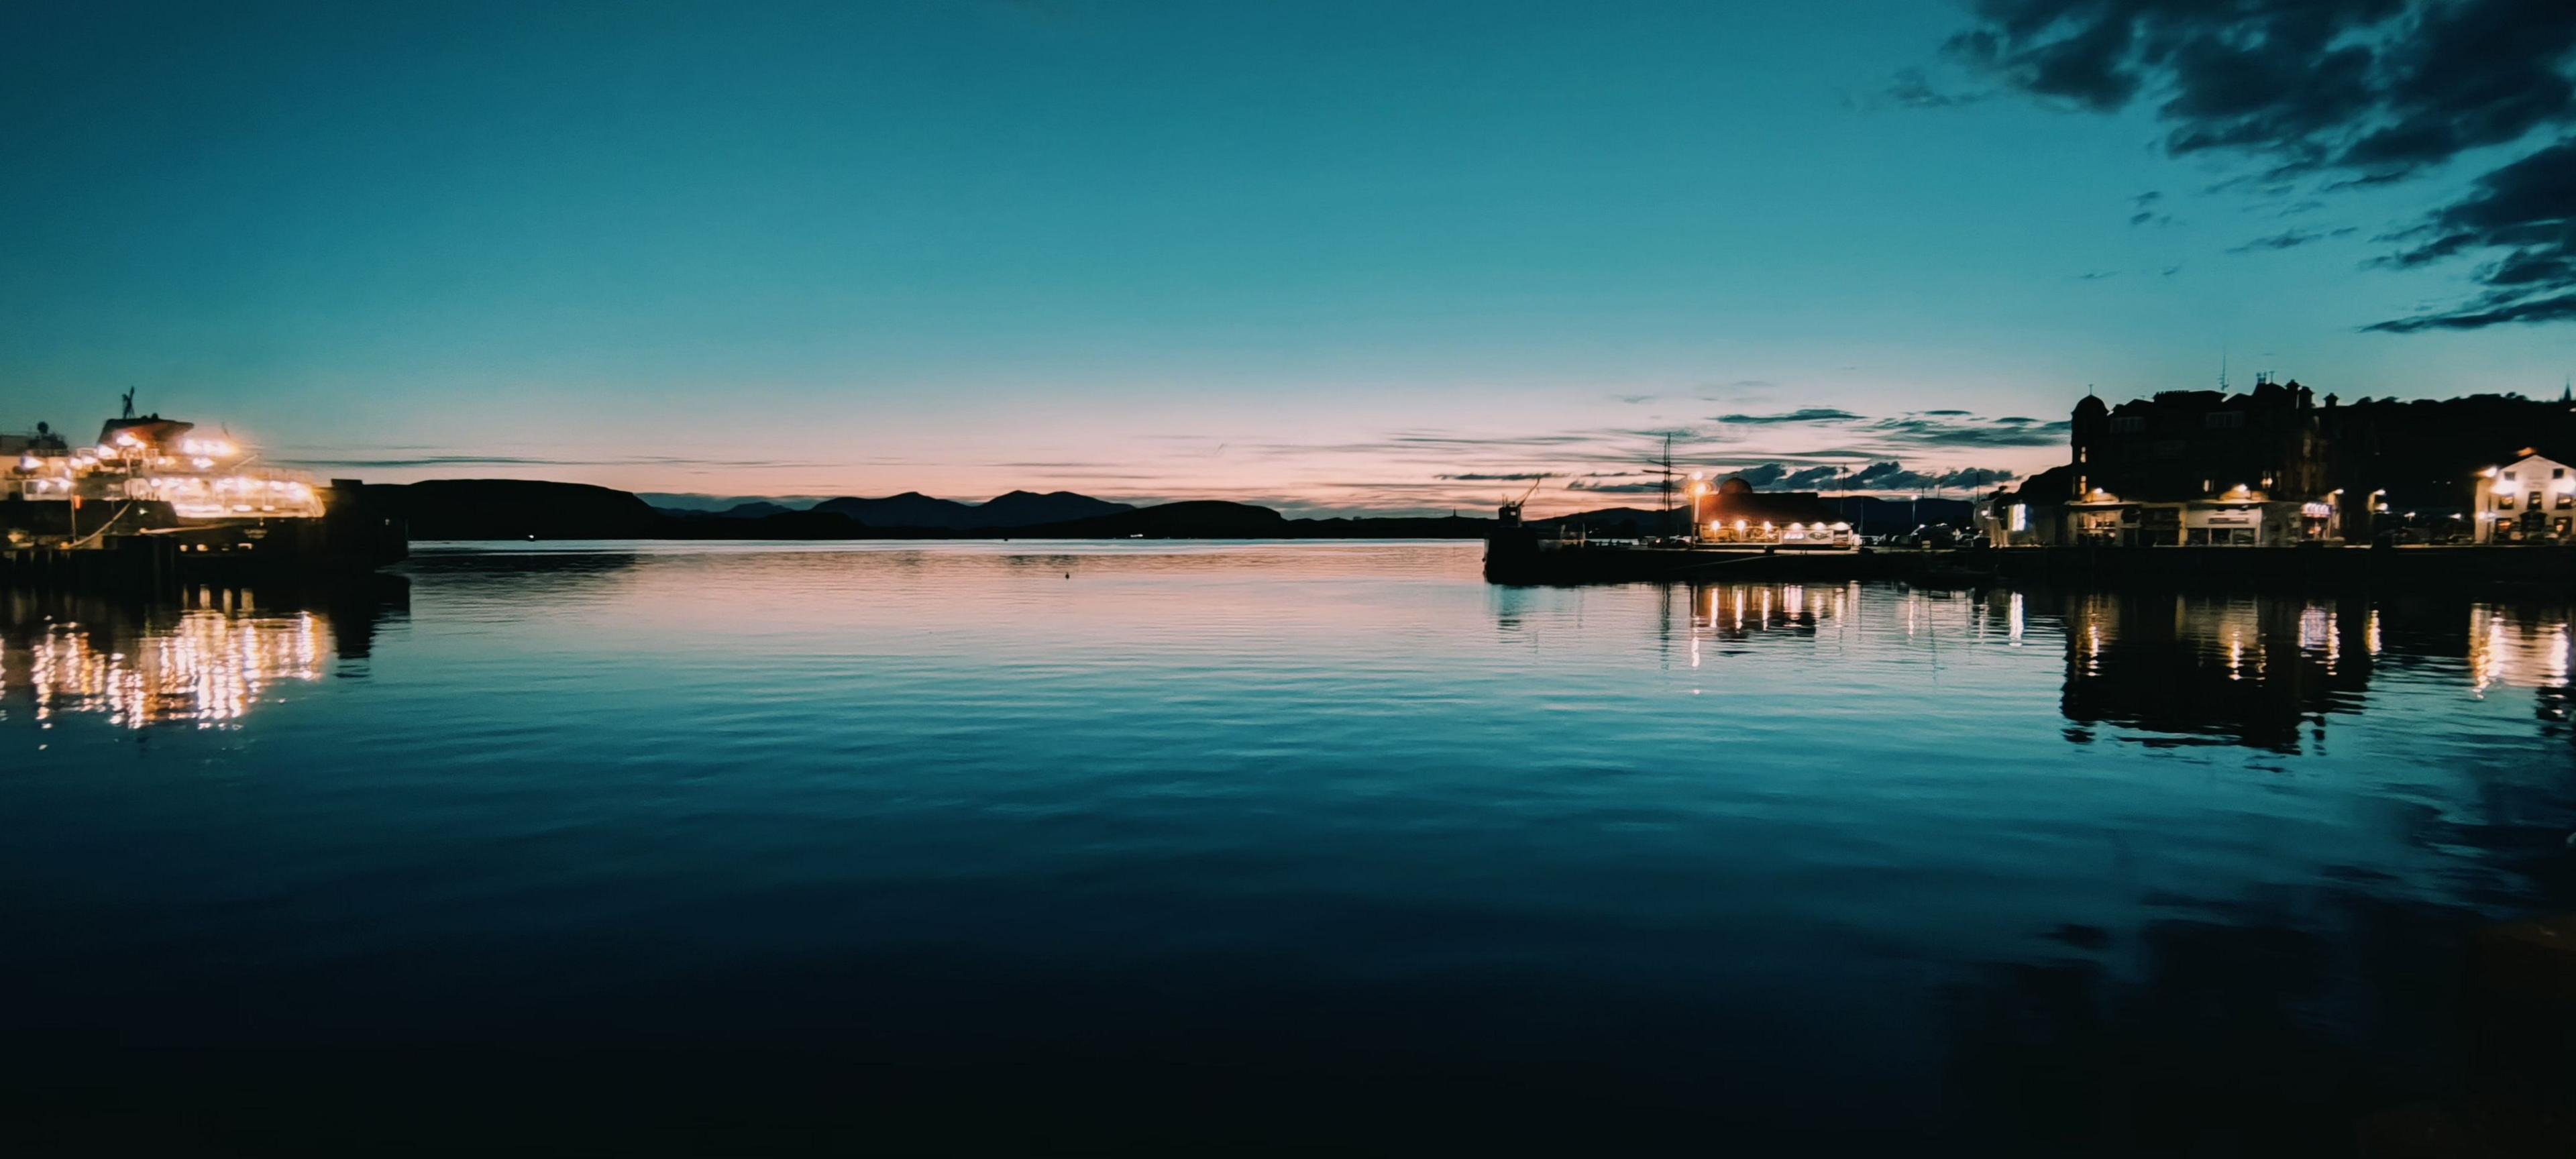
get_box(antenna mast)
[1660,433,1676,539]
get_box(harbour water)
[3,541,2571,1152]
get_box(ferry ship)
[3,394,404,582]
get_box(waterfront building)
[1985,377,2421,548]
[1690,476,1851,547]
[1981,465,2072,547]
[2059,376,2341,547]
[2473,451,2575,545]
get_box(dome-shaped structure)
[1716,476,1754,495]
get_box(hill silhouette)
[1014,500,1285,537]
[364,480,665,540]
[807,490,1132,530]
[366,478,1962,541]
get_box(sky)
[4,0,2571,515]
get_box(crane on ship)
[1497,475,1546,528]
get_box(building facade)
[1984,382,2576,548]
[2054,377,2341,547]
[2474,453,2575,545]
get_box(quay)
[1487,378,2576,592]
[1,496,408,593]
[1485,536,2576,590]
[1484,539,1935,584]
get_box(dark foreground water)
[4,541,2572,1154]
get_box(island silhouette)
[360,480,1976,541]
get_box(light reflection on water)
[0,541,2569,1152]
[2,580,402,730]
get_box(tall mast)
[1661,433,1675,539]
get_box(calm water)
[4,541,2572,1153]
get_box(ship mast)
[1661,433,1675,539]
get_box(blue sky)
[4,0,2569,513]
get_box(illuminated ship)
[5,393,323,522]
[4,393,404,580]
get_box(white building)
[2474,452,2575,545]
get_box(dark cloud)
[1701,461,2020,493]
[2162,264,2185,276]
[2133,190,2164,207]
[2227,225,2359,252]
[2076,270,2119,280]
[1942,0,2576,329]
[1712,406,1864,425]
[1866,412,2072,448]
[2367,289,2576,331]
[2368,136,2576,330]
[1435,472,1554,482]
[1849,461,2019,491]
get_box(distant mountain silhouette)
[660,500,798,520]
[808,491,971,527]
[808,490,1135,530]
[1527,506,1668,534]
[380,478,2017,541]
[972,490,1136,527]
[1014,500,1285,537]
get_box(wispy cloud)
[2228,226,2358,254]
[1713,407,1864,425]
[1880,66,1986,109]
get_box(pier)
[1484,535,2576,591]
[2,482,407,594]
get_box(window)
[2557,467,2568,478]
[2008,504,2029,532]
[2559,492,2573,510]
[2110,417,2145,433]
[2203,412,2245,429]
[2503,471,2517,482]
[2500,492,2516,510]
